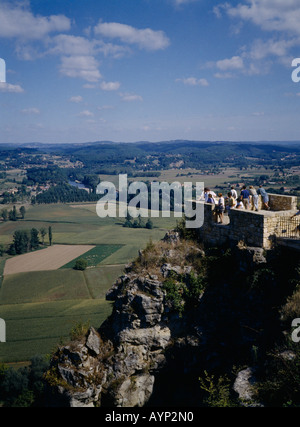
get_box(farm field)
[60,244,124,269]
[0,298,114,363]
[0,264,125,363]
[4,244,95,275]
[0,202,177,363]
[99,166,276,193]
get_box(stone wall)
[198,194,298,249]
[269,194,297,211]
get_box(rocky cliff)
[45,230,300,407]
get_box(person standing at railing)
[249,185,259,211]
[230,186,238,200]
[240,185,250,210]
[216,193,225,223]
[257,185,270,210]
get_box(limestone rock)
[86,327,101,355]
[233,367,256,402]
[163,230,180,244]
[116,374,155,407]
[161,263,182,278]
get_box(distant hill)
[1,140,300,174]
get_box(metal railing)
[276,217,300,239]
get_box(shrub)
[199,370,237,407]
[69,320,90,341]
[73,258,88,271]
[163,277,185,317]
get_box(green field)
[0,264,125,363]
[0,299,114,363]
[60,244,124,269]
[0,202,176,363]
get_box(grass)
[83,265,125,299]
[0,299,113,363]
[0,264,125,363]
[0,270,91,304]
[60,244,124,269]
[0,202,177,363]
[0,256,7,290]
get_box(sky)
[1,0,300,144]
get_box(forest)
[2,141,300,175]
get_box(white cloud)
[214,72,235,79]
[176,77,209,86]
[214,1,300,75]
[0,2,70,40]
[78,110,94,117]
[59,55,102,82]
[119,92,143,102]
[216,55,244,70]
[49,34,96,56]
[48,34,130,59]
[94,22,170,51]
[0,82,24,93]
[213,4,229,19]
[249,38,300,60]
[173,0,198,6]
[97,105,114,110]
[21,107,40,114]
[227,0,300,36]
[69,96,83,103]
[83,83,97,89]
[100,81,121,91]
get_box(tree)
[1,209,8,221]
[30,228,39,250]
[19,206,26,219]
[145,218,153,229]
[0,355,49,407]
[123,219,133,228]
[9,205,17,221]
[11,230,29,254]
[40,228,46,245]
[74,258,88,271]
[48,226,52,246]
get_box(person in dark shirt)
[240,185,250,210]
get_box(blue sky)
[1,0,300,144]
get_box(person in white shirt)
[216,192,225,223]
[230,186,238,200]
[235,197,245,209]
[200,187,217,202]
[200,187,209,202]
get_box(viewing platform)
[198,193,299,250]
